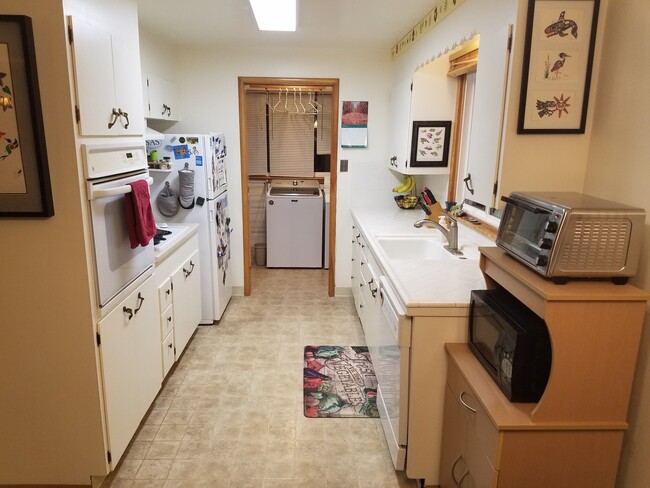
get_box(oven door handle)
[88,177,153,200]
[501,195,551,215]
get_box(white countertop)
[153,223,199,264]
[351,206,496,312]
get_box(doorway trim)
[237,76,340,296]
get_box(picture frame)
[410,120,451,167]
[0,15,53,217]
[517,0,600,134]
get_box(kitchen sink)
[375,236,479,261]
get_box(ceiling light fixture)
[249,0,296,32]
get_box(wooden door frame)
[237,76,340,296]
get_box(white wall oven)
[83,144,154,315]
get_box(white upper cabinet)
[68,16,144,136]
[460,25,513,211]
[388,56,457,175]
[143,73,179,121]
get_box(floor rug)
[303,345,379,418]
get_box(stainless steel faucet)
[414,216,463,256]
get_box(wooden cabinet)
[438,247,650,488]
[143,73,179,121]
[97,276,162,466]
[440,357,499,488]
[68,16,144,136]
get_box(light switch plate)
[340,159,348,172]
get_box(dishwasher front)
[376,276,412,470]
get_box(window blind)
[246,92,268,175]
[269,109,314,176]
[316,93,332,155]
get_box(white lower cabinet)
[171,250,201,356]
[350,216,470,485]
[97,276,162,466]
[154,230,201,377]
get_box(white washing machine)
[266,179,323,268]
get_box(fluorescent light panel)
[249,0,296,31]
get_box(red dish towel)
[124,179,157,249]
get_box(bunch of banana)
[392,174,415,193]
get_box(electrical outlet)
[340,159,348,172]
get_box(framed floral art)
[0,15,53,216]
[410,120,451,167]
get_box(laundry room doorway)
[237,77,339,297]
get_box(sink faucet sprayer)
[414,216,463,256]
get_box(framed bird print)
[517,0,601,133]
[0,15,53,216]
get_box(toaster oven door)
[497,196,556,271]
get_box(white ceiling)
[136,0,436,50]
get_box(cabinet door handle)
[168,342,174,349]
[167,316,172,322]
[183,261,195,278]
[463,173,475,195]
[108,108,120,129]
[134,292,145,315]
[166,288,171,296]
[459,391,477,413]
[457,470,470,487]
[123,306,134,320]
[120,109,130,129]
[451,454,462,485]
[162,103,171,117]
[390,156,397,167]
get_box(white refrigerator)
[148,133,232,323]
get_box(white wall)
[498,0,609,199]
[0,0,107,483]
[140,38,395,292]
[582,1,650,486]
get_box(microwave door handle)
[501,195,551,215]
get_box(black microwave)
[468,289,552,403]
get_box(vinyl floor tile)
[107,267,419,488]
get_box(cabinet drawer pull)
[459,391,477,413]
[451,454,462,485]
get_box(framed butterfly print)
[0,15,53,217]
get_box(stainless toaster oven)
[496,192,645,284]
